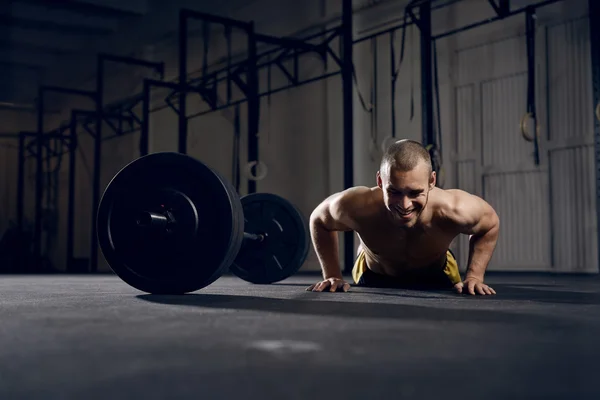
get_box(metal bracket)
[487,0,510,17]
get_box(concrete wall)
[1,0,596,275]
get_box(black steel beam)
[67,110,80,272]
[180,8,252,30]
[32,84,82,268]
[89,53,163,271]
[0,14,114,36]
[590,0,600,273]
[141,79,151,156]
[355,20,413,44]
[40,86,96,99]
[525,7,540,165]
[34,87,44,265]
[185,71,341,120]
[90,56,103,273]
[499,0,510,15]
[254,33,324,54]
[181,25,341,93]
[247,22,259,194]
[487,0,501,15]
[140,78,201,155]
[21,130,69,138]
[342,0,354,274]
[99,53,165,78]
[179,10,188,153]
[17,0,145,18]
[176,9,255,154]
[433,0,563,40]
[420,1,434,147]
[17,132,25,231]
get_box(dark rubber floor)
[1,273,599,399]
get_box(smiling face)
[377,159,436,228]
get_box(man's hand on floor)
[454,277,496,295]
[306,277,351,292]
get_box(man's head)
[376,139,436,227]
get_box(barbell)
[96,152,309,294]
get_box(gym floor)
[1,273,599,399]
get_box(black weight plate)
[97,152,244,294]
[230,193,309,284]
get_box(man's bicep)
[451,192,499,235]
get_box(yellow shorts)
[352,249,462,289]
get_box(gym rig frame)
[6,0,597,275]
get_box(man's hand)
[306,277,351,292]
[454,277,496,295]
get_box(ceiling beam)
[5,2,121,33]
[0,40,76,56]
[0,14,116,36]
[0,26,87,51]
[12,0,148,18]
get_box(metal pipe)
[254,33,322,53]
[178,10,188,154]
[420,1,434,146]
[141,79,150,155]
[180,8,252,30]
[246,22,259,194]
[184,26,341,89]
[185,71,342,120]
[17,132,25,233]
[342,0,354,274]
[243,232,264,242]
[525,7,540,165]
[34,87,44,267]
[67,111,78,272]
[38,86,96,99]
[90,56,104,273]
[98,53,164,76]
[433,0,563,40]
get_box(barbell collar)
[243,232,265,242]
[137,211,169,230]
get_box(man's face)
[377,161,435,228]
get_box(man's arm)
[447,190,500,281]
[309,189,359,280]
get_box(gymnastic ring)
[380,136,399,152]
[520,112,540,142]
[245,160,268,181]
[595,103,600,122]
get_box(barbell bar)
[137,210,265,242]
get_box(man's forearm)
[310,221,343,279]
[466,225,499,280]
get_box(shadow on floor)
[136,292,596,329]
[274,281,600,305]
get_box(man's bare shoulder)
[431,188,475,217]
[432,188,498,233]
[311,186,381,231]
[330,186,381,216]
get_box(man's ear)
[376,171,382,188]
[430,171,437,189]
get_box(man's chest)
[356,222,452,266]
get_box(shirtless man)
[307,139,499,295]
